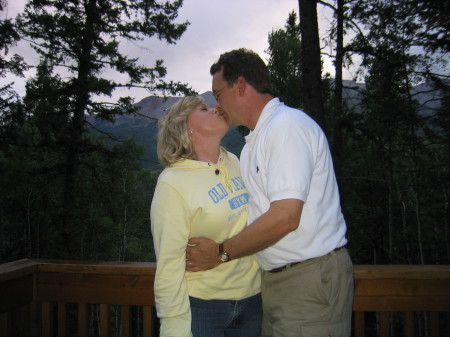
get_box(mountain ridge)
[87,81,441,168]
[87,92,245,168]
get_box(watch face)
[220,253,229,262]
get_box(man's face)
[211,68,238,126]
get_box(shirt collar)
[245,97,281,143]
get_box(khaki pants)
[261,248,354,337]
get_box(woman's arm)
[151,181,193,337]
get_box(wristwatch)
[218,243,230,262]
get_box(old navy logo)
[208,176,246,205]
[208,183,230,203]
[229,193,249,209]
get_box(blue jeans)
[189,293,262,337]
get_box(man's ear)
[237,76,246,95]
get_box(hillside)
[87,81,441,168]
[87,92,245,168]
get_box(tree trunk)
[121,176,128,261]
[332,0,344,174]
[298,0,327,133]
[62,0,98,257]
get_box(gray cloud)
[3,0,302,101]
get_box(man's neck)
[246,94,273,131]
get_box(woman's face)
[187,103,229,139]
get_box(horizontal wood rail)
[1,259,449,336]
[353,265,450,337]
[0,259,157,337]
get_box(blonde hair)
[157,96,203,167]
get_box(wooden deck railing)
[1,259,449,337]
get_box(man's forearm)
[223,199,302,260]
[186,199,302,271]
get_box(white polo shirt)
[240,98,348,271]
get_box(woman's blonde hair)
[157,96,203,167]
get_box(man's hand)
[186,237,221,272]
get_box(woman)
[150,96,261,337]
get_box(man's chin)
[223,116,238,127]
[226,119,238,127]
[222,114,231,126]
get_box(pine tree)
[267,11,303,110]
[344,0,450,265]
[12,0,194,258]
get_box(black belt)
[267,245,346,273]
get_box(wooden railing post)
[78,303,89,337]
[429,311,439,337]
[58,302,67,337]
[354,311,365,337]
[121,305,132,337]
[403,311,414,337]
[41,301,52,337]
[143,306,153,337]
[0,313,7,336]
[379,312,389,337]
[99,304,110,336]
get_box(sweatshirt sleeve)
[151,180,193,337]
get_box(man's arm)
[186,198,303,271]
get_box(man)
[186,48,354,337]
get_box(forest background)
[1,0,449,268]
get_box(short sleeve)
[264,118,313,203]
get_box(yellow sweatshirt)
[150,149,261,337]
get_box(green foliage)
[0,0,28,118]
[74,137,156,261]
[0,3,26,77]
[0,129,157,261]
[340,0,450,265]
[1,0,192,262]
[265,2,449,266]
[1,0,449,268]
[350,0,449,55]
[16,0,193,117]
[266,11,304,109]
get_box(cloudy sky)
[3,0,337,102]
